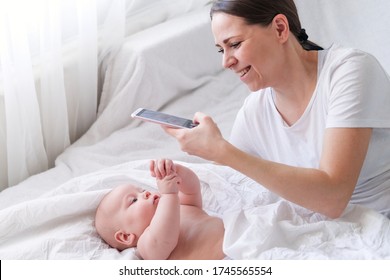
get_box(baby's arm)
[137,167,180,260]
[151,159,202,208]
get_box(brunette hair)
[210,0,323,51]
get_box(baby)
[95,159,225,260]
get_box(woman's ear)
[272,14,289,43]
[114,231,137,247]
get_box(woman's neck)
[272,44,319,125]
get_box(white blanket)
[1,160,389,259]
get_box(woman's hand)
[162,112,227,162]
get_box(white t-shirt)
[229,44,390,218]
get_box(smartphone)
[131,108,197,129]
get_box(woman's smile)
[238,66,251,79]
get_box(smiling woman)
[163,0,390,219]
[210,2,321,93]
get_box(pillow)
[93,6,223,141]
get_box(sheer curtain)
[0,0,211,190]
[0,0,127,190]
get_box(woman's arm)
[222,127,371,218]
[164,113,372,218]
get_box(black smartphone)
[131,108,197,129]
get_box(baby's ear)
[114,231,137,247]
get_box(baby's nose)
[144,191,151,199]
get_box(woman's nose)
[222,53,237,69]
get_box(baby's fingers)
[153,159,176,179]
[149,160,157,177]
[164,159,176,175]
[157,159,167,178]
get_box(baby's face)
[103,184,161,237]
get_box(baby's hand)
[156,173,181,194]
[150,159,181,194]
[150,159,177,180]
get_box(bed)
[1,1,389,260]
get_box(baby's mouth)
[153,195,160,205]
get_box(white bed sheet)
[1,160,389,259]
[1,3,390,260]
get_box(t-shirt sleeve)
[229,97,259,156]
[326,51,390,128]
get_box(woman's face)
[211,12,282,91]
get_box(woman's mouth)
[238,66,251,78]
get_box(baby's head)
[95,183,160,250]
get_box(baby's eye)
[132,198,138,203]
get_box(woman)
[163,0,390,218]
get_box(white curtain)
[0,0,211,191]
[0,0,127,190]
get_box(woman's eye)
[217,42,240,54]
[230,42,241,49]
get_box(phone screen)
[132,108,197,129]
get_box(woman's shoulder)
[319,44,389,86]
[323,44,382,69]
